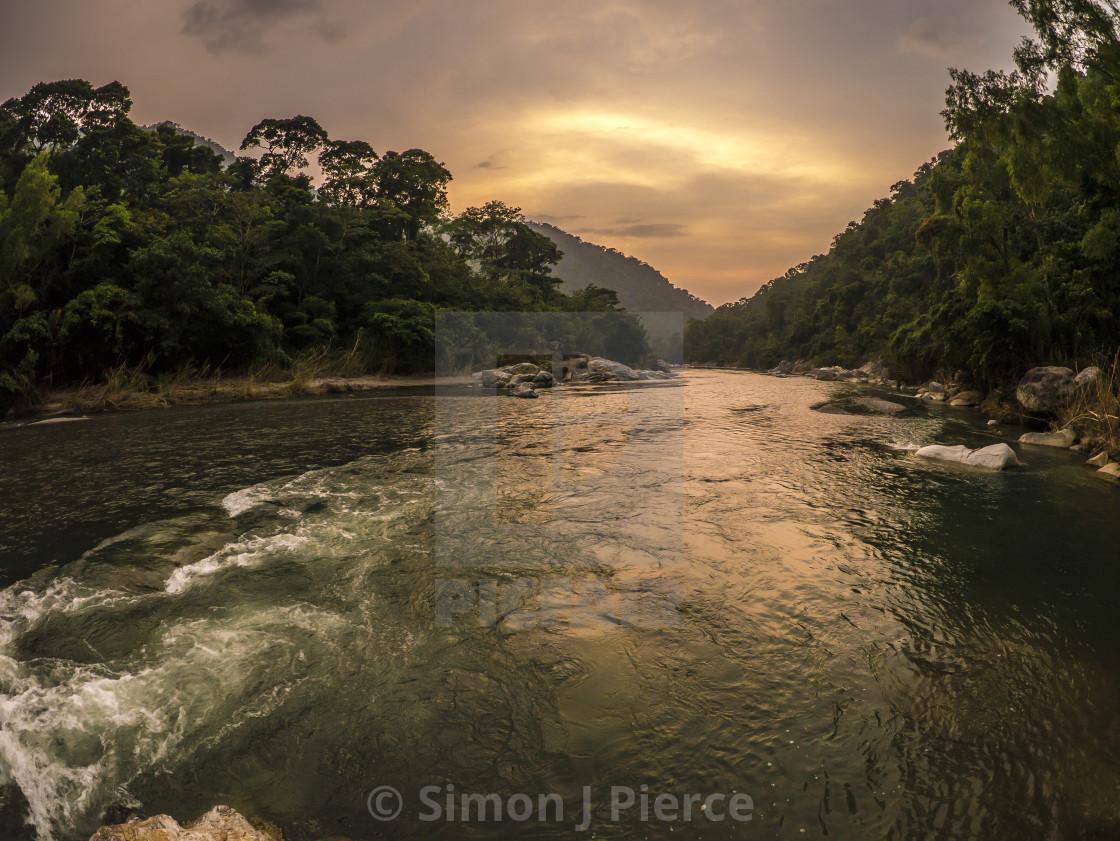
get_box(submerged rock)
[90,806,281,841]
[915,443,1020,471]
[1019,428,1078,448]
[811,396,907,415]
[1016,366,1076,414]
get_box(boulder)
[949,390,983,407]
[1074,366,1103,391]
[927,381,946,395]
[812,396,907,415]
[653,359,673,373]
[964,443,1020,470]
[1087,451,1110,468]
[915,443,1020,471]
[987,419,999,426]
[1098,463,1120,481]
[770,359,795,375]
[1019,428,1078,448]
[509,383,538,398]
[587,358,641,380]
[858,360,889,380]
[503,362,540,376]
[533,370,555,388]
[475,369,503,388]
[1016,366,1076,413]
[915,444,972,464]
[91,806,279,841]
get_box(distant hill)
[529,222,714,321]
[140,122,237,164]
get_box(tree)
[0,152,84,303]
[318,139,378,207]
[446,201,562,298]
[371,149,451,239]
[240,115,328,179]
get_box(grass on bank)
[1059,353,1120,456]
[56,340,389,413]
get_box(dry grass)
[1058,353,1120,456]
[55,338,391,414]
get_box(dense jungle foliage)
[0,81,650,410]
[687,0,1120,388]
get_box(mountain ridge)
[529,222,714,321]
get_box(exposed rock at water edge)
[90,806,282,841]
[915,443,1020,471]
[1019,428,1078,448]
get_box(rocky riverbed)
[472,355,675,397]
[762,358,1119,482]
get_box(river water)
[0,370,1118,840]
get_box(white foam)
[220,485,274,517]
[164,533,308,594]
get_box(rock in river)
[949,390,982,407]
[1019,428,1078,448]
[1098,463,1120,481]
[90,806,280,841]
[915,443,1020,471]
[811,396,907,415]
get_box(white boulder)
[1019,428,1078,448]
[915,443,1020,471]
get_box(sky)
[0,0,1033,306]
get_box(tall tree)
[240,115,328,180]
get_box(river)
[1,370,1118,840]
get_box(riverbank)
[4,372,474,423]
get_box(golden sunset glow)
[0,0,1031,303]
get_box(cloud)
[585,223,688,239]
[0,0,1032,304]
[181,0,337,54]
[898,15,976,60]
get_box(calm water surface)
[0,370,1118,840]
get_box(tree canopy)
[0,80,650,410]
[686,0,1120,387]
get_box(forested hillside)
[687,0,1120,388]
[0,81,648,410]
[529,222,714,321]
